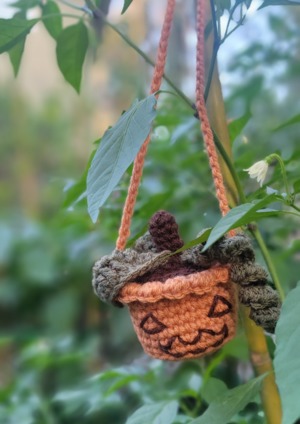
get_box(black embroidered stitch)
[207,295,232,318]
[158,324,229,358]
[140,313,167,334]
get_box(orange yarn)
[195,0,230,217]
[118,267,237,360]
[116,0,176,251]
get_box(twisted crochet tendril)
[195,0,232,221]
[116,0,176,251]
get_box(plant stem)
[250,227,285,300]
[58,0,90,13]
[203,2,282,422]
[291,203,300,212]
[93,9,194,109]
[268,153,291,199]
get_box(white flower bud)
[244,160,269,187]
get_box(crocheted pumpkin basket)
[117,266,237,360]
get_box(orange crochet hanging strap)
[117,0,234,250]
[116,0,176,251]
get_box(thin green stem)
[250,227,285,301]
[103,18,193,108]
[267,153,291,198]
[40,12,87,21]
[291,203,300,213]
[58,0,90,13]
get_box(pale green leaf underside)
[274,283,300,424]
[126,400,178,424]
[203,194,278,250]
[87,95,157,223]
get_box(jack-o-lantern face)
[119,268,237,361]
[138,294,233,359]
[127,283,236,361]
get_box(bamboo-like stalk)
[203,2,282,423]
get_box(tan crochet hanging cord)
[92,0,281,361]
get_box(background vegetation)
[0,0,299,423]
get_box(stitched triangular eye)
[140,313,167,334]
[208,295,232,318]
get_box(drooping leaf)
[274,283,300,424]
[8,40,25,76]
[56,21,89,92]
[202,194,278,251]
[87,95,157,223]
[42,0,63,40]
[190,375,265,424]
[121,0,134,14]
[8,12,26,76]
[0,18,38,54]
[272,113,300,131]
[228,111,251,143]
[126,401,178,424]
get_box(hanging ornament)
[92,0,281,361]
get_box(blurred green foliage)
[0,2,299,424]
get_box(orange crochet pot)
[117,266,237,361]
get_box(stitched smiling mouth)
[158,324,229,358]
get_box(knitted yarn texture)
[93,211,280,352]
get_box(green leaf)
[121,0,134,14]
[56,21,88,92]
[87,95,157,223]
[272,113,300,131]
[202,194,278,251]
[0,18,38,54]
[228,111,251,142]
[293,179,300,194]
[42,0,63,40]
[190,375,265,424]
[8,12,26,76]
[126,401,178,424]
[201,378,228,404]
[274,283,300,424]
[172,228,212,255]
[8,40,25,76]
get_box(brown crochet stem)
[149,211,184,252]
[116,0,176,251]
